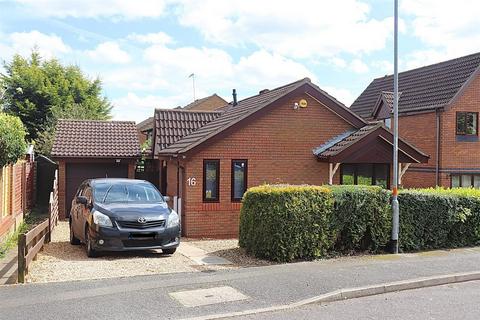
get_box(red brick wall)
[181,94,353,238]
[397,112,437,187]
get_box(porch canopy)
[312,123,429,185]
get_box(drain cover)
[169,286,248,307]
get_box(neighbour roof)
[157,78,366,156]
[137,117,154,132]
[181,94,227,111]
[153,109,222,152]
[351,52,480,119]
[51,120,141,158]
[313,123,429,163]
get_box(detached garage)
[51,120,141,218]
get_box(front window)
[232,160,248,201]
[451,174,480,188]
[456,112,478,135]
[203,160,220,202]
[94,182,164,203]
[341,163,389,188]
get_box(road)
[1,247,480,319]
[236,281,480,320]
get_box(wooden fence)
[17,170,58,283]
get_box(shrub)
[0,113,27,167]
[399,189,480,251]
[239,185,334,262]
[329,185,391,253]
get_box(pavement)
[0,247,17,285]
[1,246,480,319]
[234,281,480,319]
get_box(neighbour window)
[456,112,478,135]
[231,160,248,201]
[384,118,391,129]
[203,160,220,202]
[340,163,390,188]
[451,174,480,188]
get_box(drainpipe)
[435,110,441,186]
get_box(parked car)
[69,178,180,257]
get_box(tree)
[0,113,27,167]
[0,51,112,142]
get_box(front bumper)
[88,224,181,252]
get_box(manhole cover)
[169,286,248,307]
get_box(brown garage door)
[66,163,128,217]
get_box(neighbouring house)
[144,78,428,238]
[137,94,227,146]
[351,52,480,188]
[51,120,141,219]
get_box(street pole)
[391,0,400,254]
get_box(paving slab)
[179,243,232,265]
[0,247,17,285]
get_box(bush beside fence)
[239,185,480,262]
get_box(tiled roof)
[137,117,154,132]
[313,124,380,158]
[153,109,222,153]
[351,52,480,119]
[51,120,141,158]
[157,78,311,155]
[181,94,227,111]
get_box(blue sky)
[0,0,479,122]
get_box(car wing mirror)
[76,196,88,206]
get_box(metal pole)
[391,0,400,254]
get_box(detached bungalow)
[144,78,428,238]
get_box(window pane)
[357,164,373,185]
[461,175,472,187]
[466,113,477,135]
[204,161,218,200]
[457,113,466,134]
[384,118,391,129]
[341,164,355,185]
[474,176,480,189]
[452,175,460,188]
[232,161,247,200]
[374,164,388,188]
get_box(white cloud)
[322,86,355,106]
[5,30,71,59]
[174,0,394,59]
[86,41,131,64]
[371,60,393,74]
[127,32,173,45]
[329,57,347,68]
[402,0,480,64]
[349,59,369,73]
[14,0,167,19]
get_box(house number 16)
[187,177,197,186]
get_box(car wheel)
[69,220,80,245]
[162,248,176,255]
[85,228,97,258]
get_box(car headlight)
[167,210,180,228]
[93,210,113,227]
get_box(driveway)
[26,222,270,283]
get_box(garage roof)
[51,120,141,158]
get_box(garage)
[51,120,141,218]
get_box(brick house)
[145,78,428,238]
[51,120,141,219]
[351,52,480,188]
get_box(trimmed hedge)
[329,185,391,253]
[239,185,334,262]
[239,185,480,262]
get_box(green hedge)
[239,185,480,262]
[239,185,334,262]
[329,185,391,253]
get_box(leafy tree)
[0,51,112,142]
[0,113,27,167]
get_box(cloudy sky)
[0,0,479,122]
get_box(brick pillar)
[128,162,136,179]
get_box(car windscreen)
[94,182,164,203]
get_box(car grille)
[117,220,166,229]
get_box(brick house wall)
[179,93,353,238]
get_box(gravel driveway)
[27,222,197,283]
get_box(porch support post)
[398,163,410,185]
[329,163,341,185]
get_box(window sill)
[456,135,478,142]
